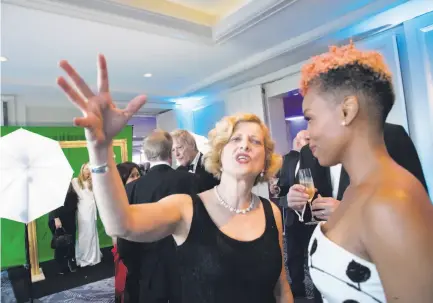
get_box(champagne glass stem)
[309,201,317,223]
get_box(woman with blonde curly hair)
[56,54,293,302]
[300,42,433,302]
[71,162,102,267]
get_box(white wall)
[192,101,225,137]
[356,30,409,131]
[402,12,433,196]
[224,85,265,121]
[266,96,290,155]
[156,110,177,132]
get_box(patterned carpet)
[40,277,114,302]
[1,271,15,303]
[1,270,114,303]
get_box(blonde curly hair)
[203,113,282,184]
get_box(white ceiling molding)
[181,0,401,95]
[4,0,214,44]
[3,0,312,47]
[213,0,300,44]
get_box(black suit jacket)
[299,122,427,204]
[177,152,220,192]
[384,123,427,191]
[117,164,199,302]
[277,150,300,197]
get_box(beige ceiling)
[166,0,250,16]
[109,0,249,25]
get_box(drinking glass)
[298,168,318,225]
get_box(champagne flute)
[298,168,318,225]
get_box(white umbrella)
[0,128,74,223]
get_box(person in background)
[117,162,141,185]
[71,163,102,267]
[299,42,433,302]
[171,129,220,192]
[48,181,78,274]
[269,130,311,299]
[271,130,310,198]
[112,161,142,303]
[118,130,199,303]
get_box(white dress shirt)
[189,152,201,173]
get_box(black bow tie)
[187,164,194,171]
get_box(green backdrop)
[0,126,133,269]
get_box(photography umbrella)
[0,128,74,302]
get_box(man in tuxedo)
[285,122,427,301]
[275,130,310,197]
[171,129,219,192]
[270,130,312,299]
[117,130,199,303]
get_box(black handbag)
[51,227,73,249]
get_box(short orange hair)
[300,41,392,96]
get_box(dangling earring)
[260,171,264,178]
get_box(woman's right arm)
[88,144,187,243]
[57,54,179,243]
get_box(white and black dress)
[308,222,386,303]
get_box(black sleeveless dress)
[176,195,282,303]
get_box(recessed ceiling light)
[0,56,8,62]
[143,73,152,78]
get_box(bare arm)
[270,203,294,303]
[362,187,433,301]
[88,145,187,242]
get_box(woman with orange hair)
[300,42,433,302]
[56,54,293,302]
[71,163,102,267]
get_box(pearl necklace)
[213,186,256,214]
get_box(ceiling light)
[143,73,152,78]
[0,56,8,62]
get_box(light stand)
[25,224,42,303]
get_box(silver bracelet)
[90,163,109,174]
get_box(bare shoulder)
[358,165,433,300]
[362,165,433,244]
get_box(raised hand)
[57,54,147,147]
[286,184,309,211]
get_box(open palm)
[57,54,147,147]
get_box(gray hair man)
[171,129,219,191]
